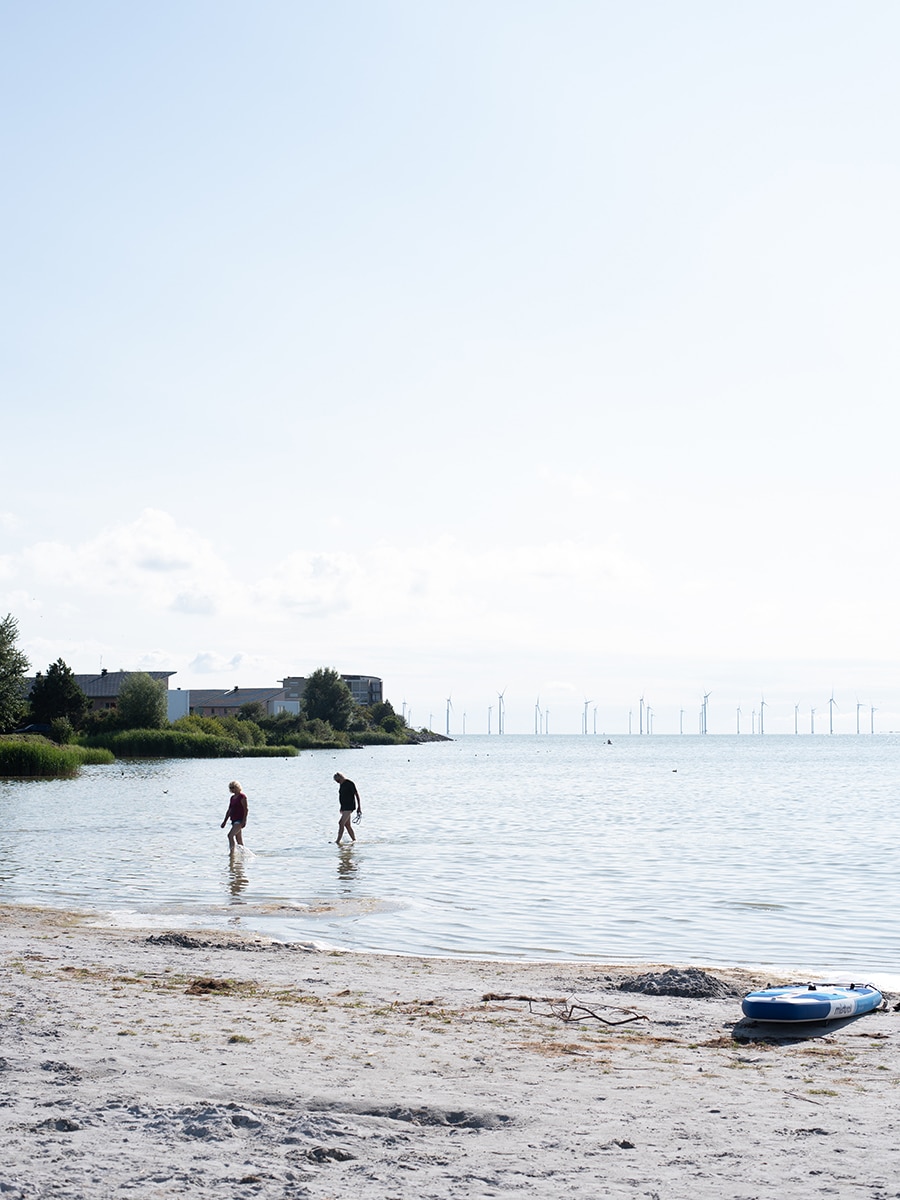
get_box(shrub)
[277,729,351,750]
[50,716,75,744]
[352,730,403,746]
[81,708,122,735]
[219,716,265,747]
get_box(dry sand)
[2,904,899,1199]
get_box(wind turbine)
[680,708,685,735]
[810,706,816,735]
[646,705,653,734]
[828,691,838,735]
[736,706,741,735]
[628,710,632,735]
[870,704,877,735]
[702,691,711,735]
[794,703,800,735]
[487,705,492,735]
[497,688,507,735]
[583,699,592,735]
[639,695,644,735]
[759,696,767,735]
[445,695,453,737]
[856,699,863,735]
[534,696,541,736]
[462,712,466,735]
[593,705,598,735]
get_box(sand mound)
[618,967,738,998]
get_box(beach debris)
[34,1117,81,1133]
[617,968,738,999]
[185,977,245,996]
[146,932,305,953]
[40,1060,81,1083]
[296,1145,356,1163]
[481,993,649,1026]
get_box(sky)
[3,1,900,735]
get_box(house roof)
[24,670,176,698]
[77,671,175,698]
[188,688,286,709]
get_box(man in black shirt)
[333,772,361,844]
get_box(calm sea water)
[1,735,897,979]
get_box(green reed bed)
[239,744,299,757]
[0,738,115,777]
[81,729,297,759]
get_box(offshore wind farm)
[417,687,889,737]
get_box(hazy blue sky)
[3,2,900,733]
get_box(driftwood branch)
[481,993,649,1026]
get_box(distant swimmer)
[333,772,361,844]
[221,780,248,852]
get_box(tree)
[301,668,354,731]
[117,672,168,729]
[29,659,90,727]
[0,613,29,733]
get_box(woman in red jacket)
[221,780,248,852]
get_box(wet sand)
[1,904,898,1198]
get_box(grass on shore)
[81,729,298,759]
[0,736,115,778]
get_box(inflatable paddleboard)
[741,983,882,1023]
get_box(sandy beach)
[1,905,898,1199]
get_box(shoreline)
[2,904,899,1198]
[31,897,900,991]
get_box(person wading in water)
[333,772,361,844]
[221,780,248,852]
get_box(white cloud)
[20,509,237,614]
[252,552,361,619]
[537,465,596,500]
[171,592,217,616]
[189,651,251,675]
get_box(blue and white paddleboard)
[741,983,882,1023]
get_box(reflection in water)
[227,855,248,902]
[336,844,358,890]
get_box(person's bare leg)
[235,825,244,847]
